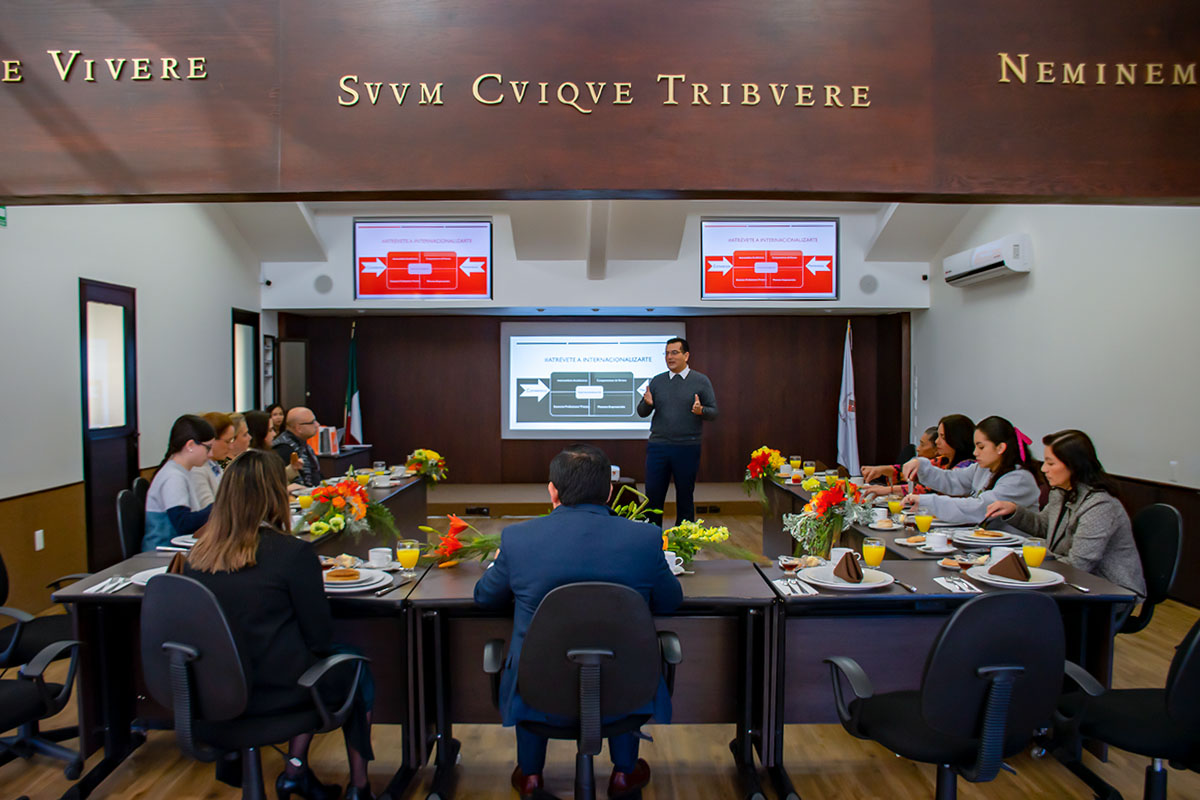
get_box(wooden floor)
[5,514,1198,800]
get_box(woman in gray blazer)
[987,429,1146,597]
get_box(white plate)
[965,565,1065,589]
[918,544,958,555]
[130,566,169,586]
[798,565,895,591]
[867,521,902,532]
[170,535,198,548]
[324,572,393,593]
[323,567,386,588]
[320,555,364,569]
[952,531,1022,546]
[894,537,928,547]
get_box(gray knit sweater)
[636,369,718,444]
[1009,483,1146,597]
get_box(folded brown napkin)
[168,552,187,574]
[990,551,1031,581]
[833,551,864,583]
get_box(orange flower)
[447,514,470,537]
[662,533,669,551]
[332,496,346,508]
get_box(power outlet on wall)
[34,529,45,551]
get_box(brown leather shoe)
[510,765,543,797]
[607,758,651,797]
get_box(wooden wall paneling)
[0,484,88,612]
[1112,476,1200,608]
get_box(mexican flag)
[343,321,362,445]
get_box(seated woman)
[191,412,235,506]
[987,429,1146,596]
[246,409,303,485]
[143,415,216,551]
[266,403,286,437]
[226,412,251,463]
[900,415,1041,525]
[861,413,976,496]
[185,449,376,800]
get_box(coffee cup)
[873,508,888,521]
[611,465,621,481]
[849,476,865,487]
[778,463,793,476]
[664,550,684,573]
[367,547,393,568]
[926,531,949,550]
[371,474,390,488]
[830,547,858,563]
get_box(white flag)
[837,322,860,475]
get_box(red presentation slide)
[703,249,834,298]
[357,251,489,298]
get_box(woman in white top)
[191,412,235,507]
[901,415,1042,525]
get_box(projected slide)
[701,218,839,300]
[354,219,492,299]
[502,325,683,438]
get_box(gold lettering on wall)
[44,49,206,82]
[2,60,21,82]
[998,52,1197,87]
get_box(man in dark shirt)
[474,444,683,798]
[636,337,718,526]
[271,406,323,487]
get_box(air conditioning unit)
[943,233,1033,286]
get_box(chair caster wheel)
[1030,746,1047,759]
[64,759,83,779]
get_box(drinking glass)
[373,460,387,472]
[914,513,934,533]
[356,474,371,487]
[395,540,420,573]
[862,538,886,568]
[789,456,803,471]
[887,499,903,523]
[803,461,816,477]
[297,494,313,509]
[1022,537,1047,568]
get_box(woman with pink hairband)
[900,415,1042,525]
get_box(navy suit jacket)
[473,503,684,726]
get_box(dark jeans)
[644,442,702,527]
[517,726,639,775]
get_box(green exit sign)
[0,206,6,228]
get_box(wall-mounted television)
[700,217,839,300]
[354,219,492,300]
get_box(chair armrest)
[824,656,874,738]
[297,653,370,732]
[484,639,506,710]
[19,640,80,714]
[46,573,91,590]
[0,605,36,624]
[658,631,682,696]
[1063,660,1105,698]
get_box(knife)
[894,579,918,593]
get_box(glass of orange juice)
[395,539,420,574]
[862,538,885,568]
[914,513,934,533]
[297,494,313,509]
[887,499,903,522]
[803,460,816,477]
[789,456,803,471]
[1022,537,1047,568]
[356,473,370,487]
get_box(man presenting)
[636,337,718,527]
[474,444,682,798]
[271,406,323,487]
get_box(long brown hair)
[1043,429,1120,498]
[188,449,292,573]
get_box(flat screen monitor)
[701,217,839,300]
[501,322,684,439]
[354,219,492,300]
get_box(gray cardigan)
[915,458,1040,525]
[1009,483,1146,597]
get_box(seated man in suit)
[474,444,683,798]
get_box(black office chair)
[116,488,144,560]
[140,574,368,800]
[1055,617,1200,800]
[483,582,682,800]
[0,639,83,780]
[132,476,150,513]
[0,550,88,670]
[1119,503,1182,635]
[825,591,1102,800]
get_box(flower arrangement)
[301,479,397,540]
[418,514,499,567]
[783,479,874,559]
[743,445,785,507]
[663,518,766,565]
[406,448,448,486]
[611,484,659,522]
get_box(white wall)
[0,204,262,499]
[261,200,930,313]
[912,205,1200,487]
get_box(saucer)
[917,544,957,555]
